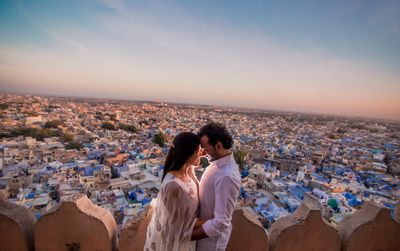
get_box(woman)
[144,132,204,251]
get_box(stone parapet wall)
[226,207,269,251]
[118,202,154,251]
[0,191,36,251]
[268,200,340,251]
[338,201,400,251]
[34,195,117,251]
[1,196,399,251]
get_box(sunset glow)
[1,0,399,120]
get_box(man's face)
[200,135,218,161]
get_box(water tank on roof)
[327,198,338,211]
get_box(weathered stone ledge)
[1,194,399,251]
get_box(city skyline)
[1,0,400,120]
[3,91,400,123]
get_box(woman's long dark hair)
[162,132,200,181]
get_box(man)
[191,122,241,251]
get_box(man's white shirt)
[197,153,241,251]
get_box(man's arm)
[192,176,240,240]
[191,222,208,241]
[194,218,206,229]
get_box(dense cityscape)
[0,93,399,234]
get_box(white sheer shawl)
[144,172,199,251]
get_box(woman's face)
[186,145,201,166]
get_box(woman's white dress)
[144,172,199,251]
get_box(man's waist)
[196,227,232,251]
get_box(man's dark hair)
[198,122,233,149]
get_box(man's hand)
[191,223,209,241]
[194,218,206,229]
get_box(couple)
[144,123,241,251]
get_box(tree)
[61,133,74,142]
[233,150,247,168]
[119,123,138,133]
[110,114,117,121]
[153,132,167,147]
[44,120,64,128]
[10,127,57,141]
[66,141,83,150]
[336,128,347,134]
[101,122,116,130]
[327,134,338,140]
[0,103,9,110]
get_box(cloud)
[100,0,126,13]
[45,30,89,54]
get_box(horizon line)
[1,91,399,124]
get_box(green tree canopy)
[10,127,57,141]
[0,103,9,110]
[66,141,83,150]
[119,123,138,133]
[101,122,116,130]
[110,114,117,121]
[153,131,167,147]
[61,133,74,142]
[233,149,247,168]
[44,120,64,128]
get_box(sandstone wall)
[34,195,117,251]
[1,195,399,251]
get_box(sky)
[0,0,400,120]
